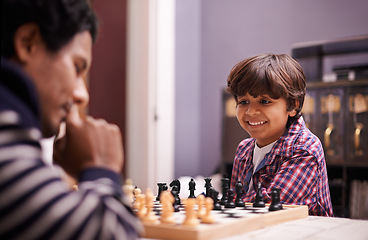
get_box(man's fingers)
[66,105,82,126]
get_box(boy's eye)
[238,100,249,105]
[260,99,271,104]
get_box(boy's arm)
[261,149,332,216]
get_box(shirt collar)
[272,116,305,158]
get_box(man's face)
[23,31,92,137]
[236,93,295,147]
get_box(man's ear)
[13,23,41,63]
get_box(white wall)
[175,0,368,178]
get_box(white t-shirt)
[247,140,277,193]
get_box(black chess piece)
[235,180,245,207]
[209,188,222,210]
[171,185,181,212]
[225,189,236,208]
[204,178,212,197]
[253,182,265,208]
[269,188,283,211]
[156,182,167,201]
[170,179,181,194]
[188,178,196,198]
[220,177,229,205]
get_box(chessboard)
[141,201,308,240]
[124,178,309,240]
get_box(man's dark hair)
[1,0,98,58]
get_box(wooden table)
[140,216,368,240]
[221,216,368,240]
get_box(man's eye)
[75,64,82,74]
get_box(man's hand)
[53,106,124,178]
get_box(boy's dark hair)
[1,0,98,58]
[227,54,306,127]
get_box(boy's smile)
[236,93,296,147]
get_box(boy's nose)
[245,104,259,116]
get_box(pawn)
[201,197,215,224]
[143,188,159,224]
[253,182,265,208]
[225,189,236,208]
[132,188,142,210]
[123,178,135,204]
[183,198,200,226]
[235,180,245,207]
[269,188,283,211]
[136,193,147,220]
[196,194,206,219]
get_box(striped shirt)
[230,117,333,216]
[0,58,142,239]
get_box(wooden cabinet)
[304,80,368,217]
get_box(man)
[0,0,142,239]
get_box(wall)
[89,0,127,160]
[175,0,368,178]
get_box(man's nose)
[73,79,89,109]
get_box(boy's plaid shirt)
[230,117,333,216]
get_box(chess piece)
[253,182,265,208]
[160,191,176,224]
[170,179,181,195]
[235,180,245,207]
[136,193,147,220]
[196,194,206,219]
[220,177,229,205]
[156,182,167,201]
[204,178,212,197]
[123,178,135,204]
[143,188,159,224]
[183,198,200,226]
[171,185,181,212]
[188,178,196,198]
[201,197,215,224]
[225,189,236,208]
[269,188,283,211]
[210,188,222,210]
[133,188,142,210]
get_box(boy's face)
[236,93,296,148]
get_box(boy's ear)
[13,23,41,63]
[288,109,297,117]
[288,100,300,117]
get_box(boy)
[1,0,141,239]
[227,54,333,216]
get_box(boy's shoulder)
[289,119,323,156]
[234,137,255,160]
[279,117,323,157]
[238,137,256,149]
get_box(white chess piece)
[201,197,215,224]
[183,198,199,226]
[160,191,176,224]
[143,188,159,224]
